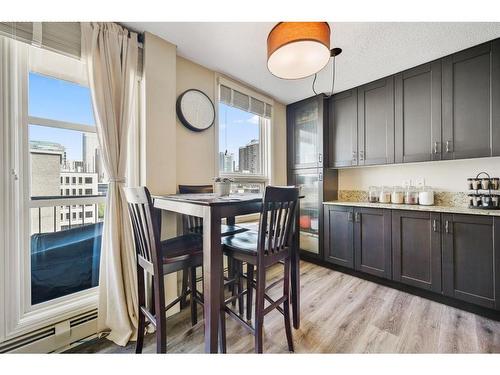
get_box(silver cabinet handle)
[347,212,353,222]
[359,150,365,161]
[433,142,439,154]
[354,212,361,223]
[445,220,450,233]
[445,140,452,153]
[352,151,357,162]
[318,153,323,163]
[318,172,323,181]
[432,219,438,232]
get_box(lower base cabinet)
[392,210,442,293]
[354,207,392,279]
[323,205,500,311]
[442,214,500,310]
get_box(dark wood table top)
[153,193,263,206]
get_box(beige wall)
[176,56,217,185]
[338,156,500,192]
[271,102,287,185]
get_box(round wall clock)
[176,89,215,132]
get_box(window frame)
[215,76,273,190]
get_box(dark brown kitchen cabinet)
[442,214,500,310]
[395,61,442,163]
[442,40,500,160]
[357,77,395,166]
[287,95,327,170]
[328,89,358,168]
[354,207,392,279]
[323,205,354,268]
[392,210,442,293]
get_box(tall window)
[28,54,106,305]
[218,80,272,193]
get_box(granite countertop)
[323,200,500,217]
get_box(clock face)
[176,89,215,132]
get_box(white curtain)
[81,22,139,346]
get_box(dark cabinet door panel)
[287,95,326,170]
[395,62,442,163]
[354,207,392,279]
[357,77,395,166]
[392,211,441,292]
[442,42,500,160]
[442,214,500,310]
[329,89,358,167]
[324,205,354,268]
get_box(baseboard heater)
[0,309,98,353]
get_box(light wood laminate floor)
[69,261,500,353]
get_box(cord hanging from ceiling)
[312,48,342,97]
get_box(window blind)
[0,22,143,75]
[219,84,272,119]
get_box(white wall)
[338,156,500,192]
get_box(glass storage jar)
[491,178,499,190]
[481,178,490,190]
[471,194,482,207]
[379,186,392,203]
[482,195,492,208]
[368,186,380,203]
[467,178,474,190]
[491,195,499,208]
[404,186,419,205]
[418,186,434,206]
[391,186,404,204]
[471,178,481,190]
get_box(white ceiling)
[125,22,500,104]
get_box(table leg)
[202,206,222,353]
[291,199,300,329]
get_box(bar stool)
[220,186,299,353]
[125,186,204,353]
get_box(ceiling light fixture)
[267,22,341,80]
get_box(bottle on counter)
[404,186,419,205]
[418,186,434,206]
[368,186,380,203]
[379,186,392,203]
[391,186,404,204]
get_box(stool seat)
[222,230,259,255]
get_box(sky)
[28,72,95,161]
[218,102,260,166]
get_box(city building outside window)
[217,78,272,194]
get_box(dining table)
[153,192,301,353]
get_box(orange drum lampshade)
[267,22,331,80]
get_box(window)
[84,177,92,184]
[85,211,93,218]
[217,79,272,193]
[60,189,63,195]
[28,68,106,306]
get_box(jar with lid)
[418,186,434,206]
[467,178,474,190]
[404,186,419,205]
[491,195,499,208]
[368,186,380,203]
[391,186,404,204]
[471,178,481,190]
[491,178,499,190]
[481,178,490,190]
[379,186,392,203]
[482,195,492,208]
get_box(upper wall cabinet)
[328,89,358,168]
[357,77,395,166]
[442,40,500,160]
[287,95,327,170]
[395,61,442,163]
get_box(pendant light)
[267,22,332,80]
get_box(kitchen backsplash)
[337,190,469,208]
